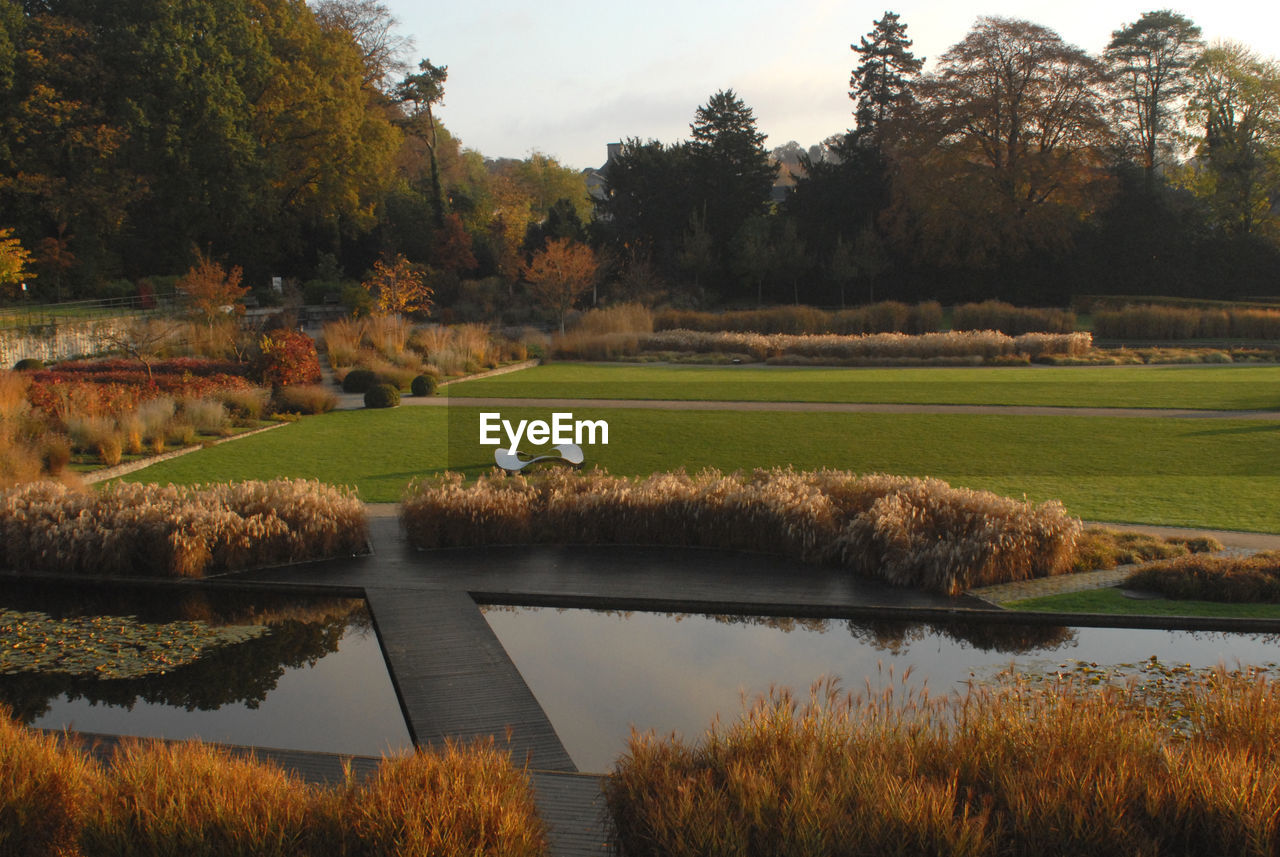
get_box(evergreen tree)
[688,89,776,289]
[850,11,923,145]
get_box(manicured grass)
[1006,586,1280,619]
[445,363,1280,410]
[124,406,1280,532]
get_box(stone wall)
[0,317,135,367]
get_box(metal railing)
[0,293,180,332]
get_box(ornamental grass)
[0,708,105,857]
[1126,551,1280,602]
[636,329,1091,364]
[401,468,1080,595]
[606,672,1280,857]
[0,710,549,857]
[0,479,368,578]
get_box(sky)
[379,1,1280,171]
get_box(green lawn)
[1006,586,1280,619]
[444,363,1280,411]
[125,405,1280,532]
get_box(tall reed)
[607,672,1280,857]
[0,706,104,857]
[401,468,1080,594]
[952,300,1077,335]
[0,479,369,578]
[637,329,1091,363]
[0,710,550,857]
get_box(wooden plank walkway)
[363,586,576,773]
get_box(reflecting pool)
[0,582,411,757]
[481,606,1279,773]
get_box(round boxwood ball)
[410,374,437,397]
[13,358,43,371]
[364,383,400,409]
[342,367,377,393]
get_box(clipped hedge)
[363,383,400,408]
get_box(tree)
[732,216,772,306]
[362,254,433,316]
[1105,11,1203,190]
[1181,42,1280,240]
[523,239,598,332]
[397,58,449,227]
[689,90,777,262]
[890,17,1114,268]
[850,11,924,145]
[0,227,34,295]
[312,0,412,92]
[177,250,249,332]
[100,318,180,382]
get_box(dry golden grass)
[339,740,548,857]
[654,302,944,336]
[952,300,1077,335]
[401,468,1080,594]
[84,739,316,857]
[1,711,549,857]
[1094,304,1280,340]
[1073,527,1222,572]
[635,329,1092,364]
[0,479,368,578]
[1126,551,1280,602]
[607,672,1280,857]
[0,706,105,857]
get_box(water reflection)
[0,581,411,756]
[481,605,1278,773]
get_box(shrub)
[342,368,378,393]
[256,328,322,387]
[363,383,400,409]
[0,708,104,857]
[12,358,43,371]
[410,374,437,396]
[401,468,1080,595]
[272,384,338,415]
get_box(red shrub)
[256,329,322,387]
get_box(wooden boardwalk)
[362,586,575,772]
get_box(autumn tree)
[523,239,598,332]
[0,227,34,295]
[177,250,249,332]
[1180,42,1280,240]
[890,17,1114,268]
[312,0,412,92]
[1105,11,1203,190]
[850,11,924,145]
[363,253,433,316]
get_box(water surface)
[482,606,1279,772]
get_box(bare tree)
[312,0,413,92]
